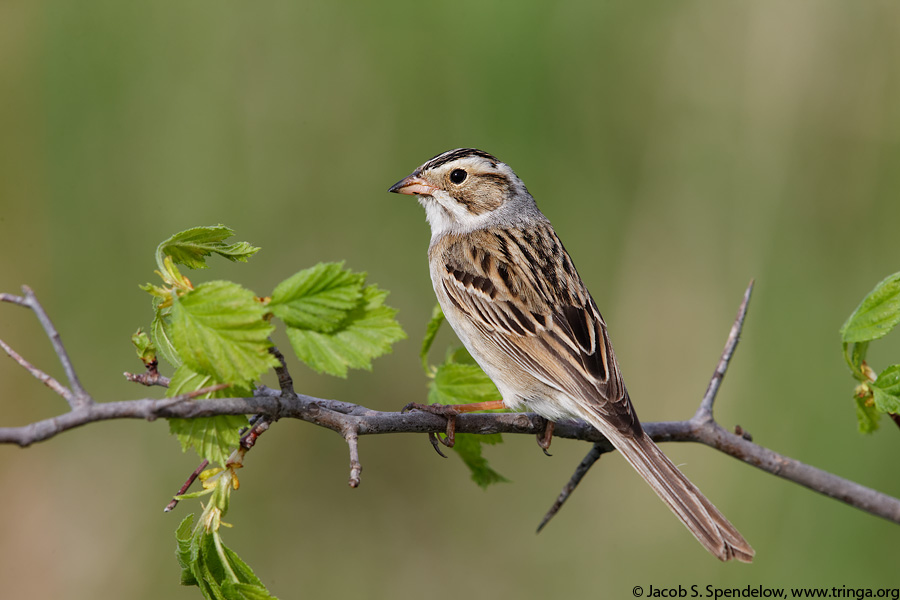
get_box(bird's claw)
[402,402,461,456]
[428,432,448,457]
[535,417,555,456]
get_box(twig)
[164,412,273,512]
[269,345,297,401]
[890,413,900,431]
[240,415,271,450]
[0,293,28,308]
[124,367,170,388]
[164,460,209,512]
[2,287,93,408]
[536,443,606,533]
[0,337,72,400]
[343,426,362,488]
[694,280,753,421]
[164,345,293,504]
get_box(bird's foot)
[401,402,461,457]
[534,416,555,456]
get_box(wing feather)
[437,225,639,434]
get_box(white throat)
[418,191,494,241]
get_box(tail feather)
[610,431,754,562]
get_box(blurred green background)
[2,0,899,598]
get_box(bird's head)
[388,148,538,238]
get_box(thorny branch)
[2,286,92,409]
[2,284,900,529]
[162,414,273,512]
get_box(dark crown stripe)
[420,148,500,172]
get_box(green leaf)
[854,394,881,433]
[174,488,216,501]
[427,360,508,487]
[222,582,278,600]
[175,515,198,586]
[220,545,266,589]
[170,281,277,387]
[131,328,156,365]
[269,263,364,332]
[177,525,278,600]
[151,305,181,367]
[873,364,900,395]
[198,533,227,596]
[420,304,445,373]
[841,272,900,343]
[175,475,268,599]
[445,345,477,365]
[849,341,869,367]
[284,328,347,377]
[202,533,230,584]
[872,364,900,414]
[843,340,870,380]
[139,280,169,300]
[167,365,250,464]
[169,416,249,465]
[157,225,260,272]
[166,363,252,401]
[428,362,502,406]
[193,550,222,600]
[453,433,510,488]
[285,284,406,377]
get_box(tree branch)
[1,287,92,408]
[1,283,899,530]
[695,279,754,421]
[0,385,896,523]
[0,337,72,400]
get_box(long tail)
[608,429,754,562]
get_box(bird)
[388,147,754,563]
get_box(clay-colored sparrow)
[389,148,753,562]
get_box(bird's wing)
[436,225,640,434]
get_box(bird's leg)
[402,400,506,453]
[535,417,555,456]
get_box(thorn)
[734,424,753,441]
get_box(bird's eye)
[449,169,468,184]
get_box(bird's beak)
[388,173,439,196]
